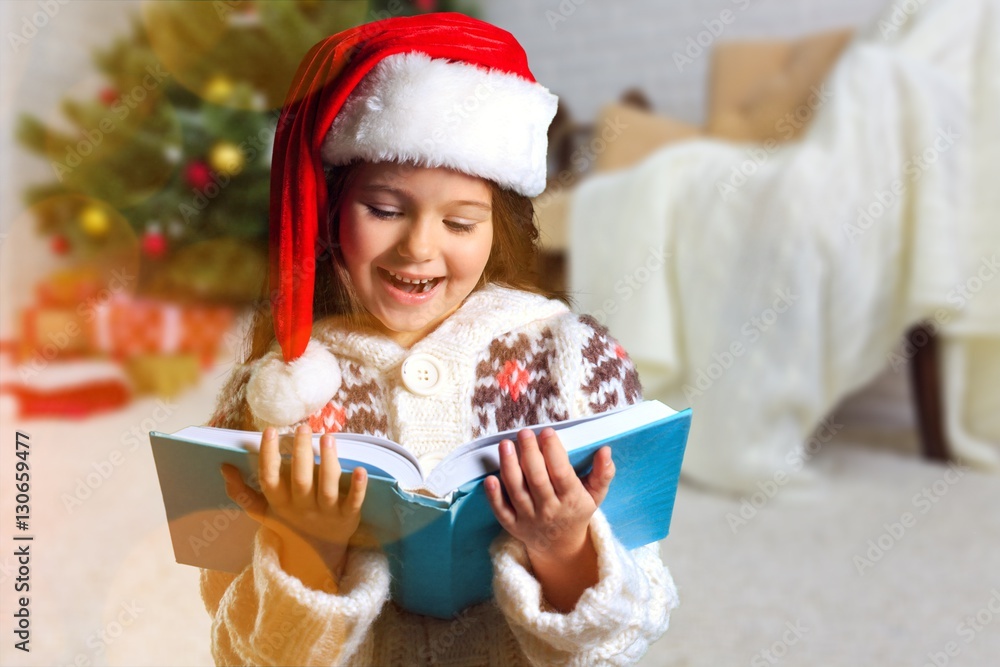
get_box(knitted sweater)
[200,284,679,666]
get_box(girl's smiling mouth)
[378,267,444,297]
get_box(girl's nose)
[397,218,437,261]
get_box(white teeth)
[388,270,436,284]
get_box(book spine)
[388,487,455,618]
[449,484,503,613]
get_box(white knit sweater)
[201,285,679,666]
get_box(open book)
[149,400,691,618]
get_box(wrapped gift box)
[20,308,91,360]
[34,266,109,308]
[20,296,235,368]
[124,353,201,397]
[0,357,132,419]
[91,296,235,366]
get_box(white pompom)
[245,339,342,427]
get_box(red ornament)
[184,160,214,190]
[50,234,71,255]
[99,87,119,106]
[141,229,168,258]
[413,0,438,11]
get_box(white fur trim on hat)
[321,52,558,197]
[245,339,342,428]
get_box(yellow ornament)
[203,75,234,104]
[209,142,246,176]
[79,205,110,237]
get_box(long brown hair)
[241,162,563,364]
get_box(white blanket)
[569,0,1000,493]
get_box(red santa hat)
[269,12,558,363]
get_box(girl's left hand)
[484,427,615,566]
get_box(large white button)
[400,353,447,396]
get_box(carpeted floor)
[1,363,996,667]
[642,435,1000,666]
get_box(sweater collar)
[311,284,569,371]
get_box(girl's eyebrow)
[360,183,492,211]
[451,200,492,211]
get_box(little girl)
[203,13,677,666]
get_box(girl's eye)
[365,205,399,219]
[445,221,476,234]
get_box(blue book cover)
[149,400,690,619]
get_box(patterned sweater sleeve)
[199,360,391,666]
[490,315,679,666]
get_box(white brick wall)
[479,0,915,433]
[481,0,888,125]
[0,0,892,332]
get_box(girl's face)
[338,162,494,347]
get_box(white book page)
[170,426,426,488]
[422,401,676,496]
[171,400,675,497]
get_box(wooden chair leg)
[907,323,952,462]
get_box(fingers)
[484,475,517,530]
[498,437,532,517]
[582,446,615,507]
[317,434,342,510]
[514,429,557,506]
[343,466,368,514]
[537,428,578,498]
[221,464,268,522]
[258,427,288,505]
[290,424,316,507]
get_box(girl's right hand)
[221,424,368,587]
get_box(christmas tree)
[16,0,476,304]
[6,0,482,412]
